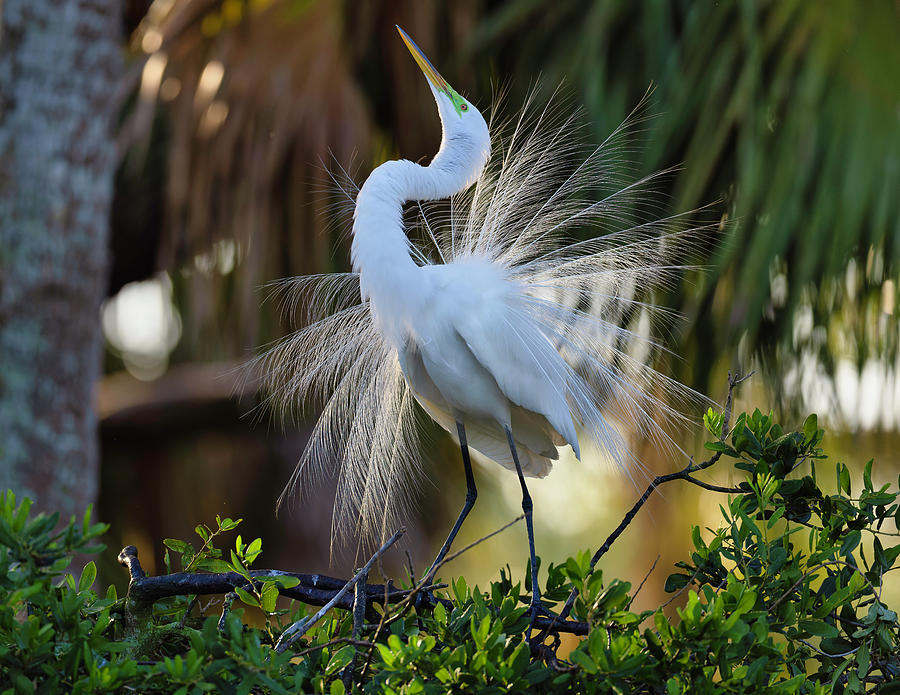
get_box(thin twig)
[358,576,392,685]
[723,370,754,435]
[627,555,660,610]
[292,637,376,659]
[794,637,859,659]
[341,569,368,690]
[539,371,752,640]
[405,550,416,586]
[275,528,405,653]
[658,568,703,611]
[178,596,198,629]
[438,514,525,572]
[217,592,236,632]
[768,560,872,612]
[399,514,524,621]
[682,477,744,494]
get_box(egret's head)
[397,26,490,173]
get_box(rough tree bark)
[0,1,121,515]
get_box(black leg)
[505,426,540,643]
[424,421,477,582]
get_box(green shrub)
[1,409,898,693]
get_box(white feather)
[255,85,714,546]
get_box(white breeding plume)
[256,27,713,631]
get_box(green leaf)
[260,582,279,613]
[246,537,262,563]
[840,464,851,496]
[734,426,762,457]
[217,516,241,531]
[704,441,738,456]
[691,525,703,550]
[565,557,583,583]
[861,491,895,506]
[883,543,900,568]
[273,575,300,589]
[330,681,346,695]
[195,558,233,574]
[704,408,724,437]
[453,576,468,604]
[163,538,193,555]
[81,503,93,534]
[476,615,490,644]
[803,414,818,443]
[820,637,856,655]
[841,530,862,557]
[78,561,96,592]
[234,586,258,608]
[856,641,870,678]
[799,620,838,638]
[767,506,785,528]
[230,550,251,580]
[15,675,35,695]
[569,649,598,674]
[664,573,692,593]
[375,643,395,667]
[325,645,356,676]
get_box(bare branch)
[627,555,660,609]
[275,528,406,653]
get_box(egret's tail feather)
[417,393,560,478]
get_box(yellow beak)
[396,26,451,95]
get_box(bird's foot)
[413,588,429,611]
[530,598,556,619]
[413,585,439,612]
[524,596,556,647]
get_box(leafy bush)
[1,410,899,693]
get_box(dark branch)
[117,542,590,637]
[118,545,418,611]
[276,528,406,652]
[118,545,146,580]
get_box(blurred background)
[3,0,899,617]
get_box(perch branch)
[116,540,591,638]
[118,544,414,610]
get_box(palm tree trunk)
[0,0,121,515]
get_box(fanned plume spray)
[253,87,718,549]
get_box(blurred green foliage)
[122,0,899,406]
[470,0,899,383]
[4,407,900,692]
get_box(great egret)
[259,26,709,636]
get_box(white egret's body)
[260,28,709,600]
[353,151,577,477]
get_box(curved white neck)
[351,142,488,305]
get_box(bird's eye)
[461,103,468,112]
